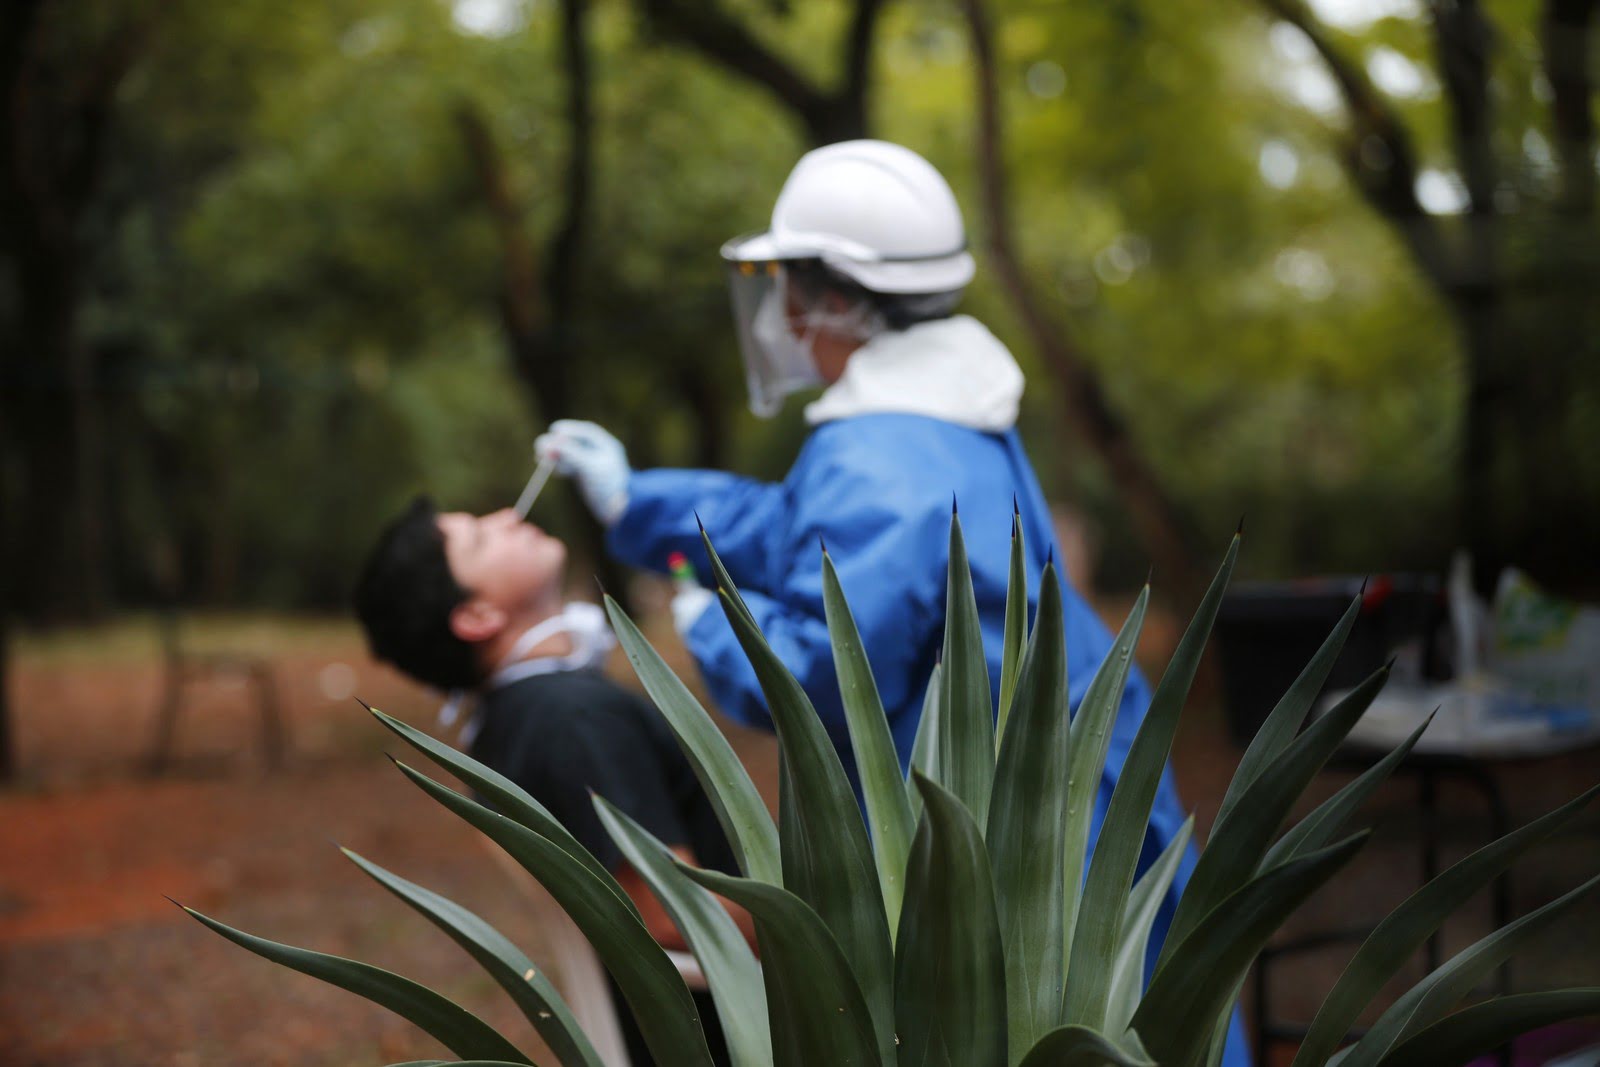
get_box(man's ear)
[449,598,507,644]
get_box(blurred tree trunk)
[1,1,142,777]
[457,0,627,599]
[960,0,1206,603]
[1,1,141,622]
[1264,0,1600,590]
[633,0,885,144]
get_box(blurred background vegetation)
[3,0,1597,634]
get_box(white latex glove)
[533,419,631,525]
[671,584,715,636]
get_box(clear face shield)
[724,258,819,418]
[723,242,886,418]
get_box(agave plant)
[183,513,1600,1066]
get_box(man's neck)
[478,595,572,675]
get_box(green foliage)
[42,0,1590,612]
[188,517,1600,1064]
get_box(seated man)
[353,496,744,1065]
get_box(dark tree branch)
[1429,0,1496,213]
[1258,0,1456,292]
[843,0,887,109]
[636,0,831,119]
[633,0,877,143]
[959,0,1204,602]
[1542,0,1597,213]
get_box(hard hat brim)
[722,231,974,295]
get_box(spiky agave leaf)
[604,595,781,885]
[821,548,916,938]
[180,904,535,1065]
[1289,784,1600,1067]
[390,759,717,1067]
[897,773,1008,1067]
[683,865,881,1067]
[1335,873,1600,1066]
[907,661,943,823]
[938,508,996,826]
[1157,663,1391,967]
[700,530,897,1062]
[343,848,603,1067]
[996,507,1029,741]
[1132,833,1371,1067]
[1105,817,1194,1037]
[1063,535,1237,1032]
[367,706,638,921]
[1211,591,1363,829]
[987,561,1071,1060]
[1376,989,1600,1067]
[593,797,773,1067]
[1061,588,1148,968]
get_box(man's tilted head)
[353,496,567,691]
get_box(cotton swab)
[514,455,558,519]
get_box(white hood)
[804,315,1023,432]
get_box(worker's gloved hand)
[670,584,715,637]
[534,420,630,525]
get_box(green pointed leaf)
[1376,989,1600,1067]
[1262,711,1433,870]
[1062,588,1148,968]
[1214,593,1362,829]
[987,564,1071,1060]
[938,510,996,826]
[1066,536,1237,1030]
[701,532,897,1062]
[1290,783,1600,1067]
[182,905,534,1064]
[683,865,880,1067]
[1016,1025,1154,1067]
[593,797,774,1067]
[907,663,943,823]
[897,773,1008,1067]
[391,760,715,1067]
[604,595,781,885]
[996,510,1029,742]
[1339,873,1600,1066]
[343,849,602,1067]
[1159,663,1390,967]
[1106,817,1194,1036]
[822,550,916,937]
[368,707,638,922]
[1132,833,1369,1067]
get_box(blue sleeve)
[680,431,945,750]
[607,467,786,591]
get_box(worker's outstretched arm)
[609,468,786,594]
[681,441,946,767]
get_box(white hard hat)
[722,139,975,295]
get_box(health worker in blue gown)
[537,139,1247,1067]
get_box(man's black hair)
[786,258,963,331]
[353,495,482,692]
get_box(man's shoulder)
[483,668,648,723]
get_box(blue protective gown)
[608,411,1248,1065]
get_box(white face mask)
[752,287,816,366]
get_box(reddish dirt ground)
[2,607,1597,1066]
